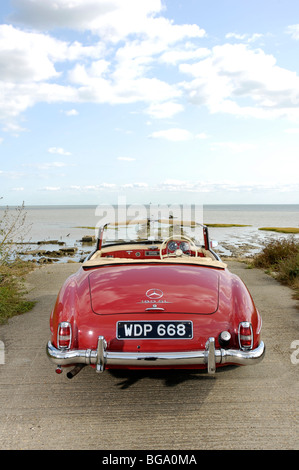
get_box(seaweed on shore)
[259,227,299,234]
[205,223,251,228]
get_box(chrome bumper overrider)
[46,336,265,375]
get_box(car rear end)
[47,263,265,376]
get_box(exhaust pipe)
[66,364,86,379]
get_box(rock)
[80,235,95,243]
[59,247,77,254]
[37,240,65,245]
[37,257,53,264]
[22,249,47,256]
[44,250,61,256]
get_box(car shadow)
[109,368,215,389]
[109,364,239,389]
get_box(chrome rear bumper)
[46,336,265,375]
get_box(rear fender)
[230,274,261,348]
[50,273,85,348]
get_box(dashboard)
[100,240,202,259]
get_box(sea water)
[1,204,298,259]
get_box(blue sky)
[1,0,299,206]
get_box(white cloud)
[0,25,59,83]
[196,132,210,140]
[42,186,61,191]
[160,46,210,65]
[225,32,247,41]
[0,0,204,128]
[2,121,27,134]
[0,24,102,129]
[225,32,264,43]
[48,147,72,156]
[100,183,117,189]
[25,179,299,197]
[3,0,299,137]
[0,24,101,82]
[210,141,256,153]
[179,43,299,120]
[64,109,79,116]
[284,128,299,134]
[286,24,299,40]
[145,101,184,119]
[247,33,264,43]
[155,180,299,194]
[68,58,181,105]
[10,0,205,44]
[10,0,162,36]
[117,157,136,161]
[58,182,149,192]
[23,161,70,172]
[0,170,25,179]
[149,128,193,141]
[38,162,69,170]
[121,182,148,189]
[149,128,209,141]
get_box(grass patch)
[0,261,36,324]
[0,201,36,323]
[205,223,251,228]
[252,237,299,302]
[259,227,299,234]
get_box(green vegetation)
[205,223,251,228]
[0,262,35,324]
[253,237,299,301]
[0,201,35,324]
[259,227,299,234]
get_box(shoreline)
[17,225,299,264]
[19,238,258,264]
[3,203,298,263]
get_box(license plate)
[117,321,193,339]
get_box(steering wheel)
[159,235,198,259]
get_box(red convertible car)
[46,219,265,378]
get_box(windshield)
[101,219,205,247]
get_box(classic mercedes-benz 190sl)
[46,219,265,378]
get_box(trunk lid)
[88,264,219,315]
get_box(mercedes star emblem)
[146,288,164,300]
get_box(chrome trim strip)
[47,338,265,374]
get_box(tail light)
[57,322,72,350]
[238,322,253,350]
